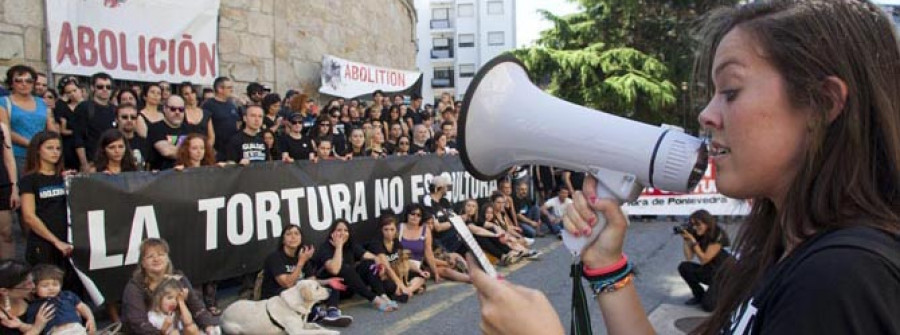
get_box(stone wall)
[0,0,417,98]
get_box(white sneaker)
[524,237,535,246]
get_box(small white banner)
[45,0,221,84]
[622,160,751,216]
[319,54,422,98]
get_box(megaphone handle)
[561,169,639,257]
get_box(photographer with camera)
[678,209,732,312]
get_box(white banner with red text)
[622,160,751,216]
[319,54,423,99]
[45,0,220,84]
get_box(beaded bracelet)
[590,273,635,296]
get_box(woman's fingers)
[563,200,589,237]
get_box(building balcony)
[432,77,455,88]
[430,49,454,59]
[430,19,453,29]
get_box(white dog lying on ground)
[221,280,339,335]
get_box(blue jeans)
[520,223,536,238]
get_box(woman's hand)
[54,240,74,257]
[564,175,629,269]
[9,187,19,210]
[467,254,564,335]
[681,231,697,245]
[298,245,315,264]
[327,277,347,291]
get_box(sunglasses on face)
[95,84,112,90]
[409,212,422,217]
[291,120,303,125]
[167,106,185,113]
[13,78,34,84]
[119,115,138,120]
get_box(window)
[432,8,449,20]
[487,1,503,15]
[488,31,505,46]
[458,3,475,17]
[460,64,476,77]
[433,37,450,48]
[458,34,475,48]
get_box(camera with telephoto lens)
[673,222,696,236]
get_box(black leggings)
[475,235,512,258]
[327,262,379,301]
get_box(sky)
[516,0,581,48]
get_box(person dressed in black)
[147,96,189,170]
[19,131,83,297]
[678,210,732,312]
[202,77,240,162]
[279,113,314,162]
[73,72,116,171]
[310,219,398,312]
[225,105,266,164]
[364,214,426,302]
[421,175,465,255]
[260,225,352,327]
[115,104,150,171]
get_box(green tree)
[510,0,740,130]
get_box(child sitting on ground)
[25,264,95,335]
[147,276,200,335]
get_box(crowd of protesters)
[0,65,582,334]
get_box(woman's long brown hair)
[691,1,900,333]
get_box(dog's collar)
[266,306,285,331]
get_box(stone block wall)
[0,0,417,99]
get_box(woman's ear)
[822,76,849,124]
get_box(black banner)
[68,155,497,302]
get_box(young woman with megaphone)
[465,1,900,334]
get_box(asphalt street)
[329,218,743,335]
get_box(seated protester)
[279,113,314,162]
[147,96,190,170]
[121,238,219,334]
[260,129,280,161]
[489,193,540,258]
[498,179,535,238]
[261,225,352,328]
[226,105,267,165]
[678,209,734,312]
[25,265,95,335]
[459,199,524,266]
[512,181,555,236]
[310,219,398,312]
[421,212,470,283]
[393,135,412,156]
[364,214,426,302]
[409,124,431,155]
[540,186,572,236]
[421,176,466,255]
[115,103,150,170]
[91,129,138,174]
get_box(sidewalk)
[648,303,710,334]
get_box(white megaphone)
[458,55,708,256]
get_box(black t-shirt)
[365,239,404,264]
[260,249,316,300]
[279,134,313,160]
[146,121,189,170]
[19,173,67,244]
[311,241,367,275]
[512,194,531,215]
[201,98,240,161]
[697,226,731,270]
[226,131,267,163]
[0,127,8,186]
[723,227,900,335]
[421,194,462,251]
[74,101,117,161]
[409,142,431,155]
[185,109,211,136]
[125,135,150,171]
[263,115,279,132]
